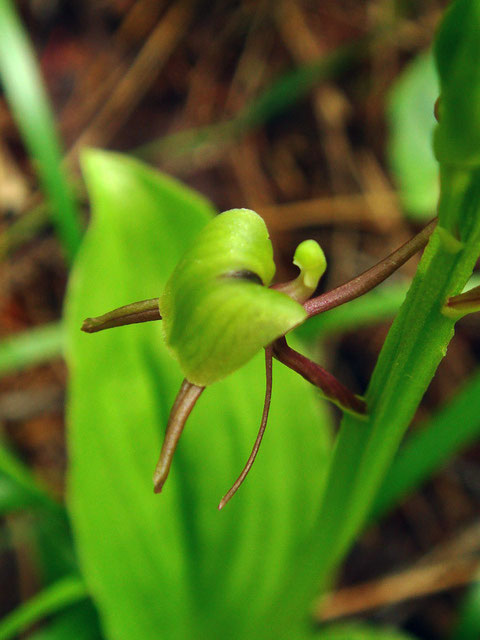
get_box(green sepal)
[161,208,307,385]
[433,0,480,167]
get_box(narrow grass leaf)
[137,38,366,164]
[0,575,87,640]
[0,438,60,514]
[0,323,64,376]
[371,368,480,521]
[0,0,82,261]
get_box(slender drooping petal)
[218,346,274,510]
[153,379,205,493]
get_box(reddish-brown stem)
[153,379,204,493]
[303,219,437,318]
[218,346,274,510]
[272,337,366,416]
[82,298,161,333]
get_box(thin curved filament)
[218,345,273,510]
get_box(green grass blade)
[0,575,87,640]
[0,203,49,260]
[137,38,366,164]
[371,368,480,521]
[238,39,366,129]
[0,33,364,258]
[0,0,82,262]
[0,322,64,376]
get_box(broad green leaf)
[316,623,417,640]
[387,52,439,220]
[65,151,331,640]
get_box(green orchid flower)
[160,208,310,386]
[83,208,435,507]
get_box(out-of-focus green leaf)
[371,367,480,521]
[315,622,417,639]
[65,150,331,640]
[450,575,480,640]
[0,472,28,512]
[387,52,439,220]
[0,438,60,514]
[29,602,103,640]
[0,203,49,261]
[0,575,87,640]
[434,0,480,167]
[0,0,82,261]
[0,323,63,377]
[0,438,77,591]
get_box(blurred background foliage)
[1,1,480,639]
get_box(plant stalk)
[304,219,436,317]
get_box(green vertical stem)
[271,170,480,638]
[0,0,82,262]
[323,176,480,568]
